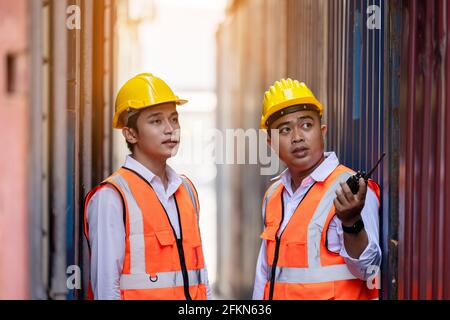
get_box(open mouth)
[292,146,309,158]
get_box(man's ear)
[122,127,138,144]
[321,124,328,138]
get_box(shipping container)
[395,0,450,300]
[0,0,29,299]
[0,0,117,299]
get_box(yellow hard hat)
[260,79,323,129]
[113,73,187,129]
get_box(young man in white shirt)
[84,73,211,300]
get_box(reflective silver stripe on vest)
[262,180,282,224]
[110,174,146,274]
[307,171,352,268]
[264,170,359,284]
[181,177,199,222]
[120,268,208,290]
[267,264,357,283]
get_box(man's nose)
[163,119,175,133]
[292,127,304,143]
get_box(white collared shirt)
[86,155,212,300]
[252,152,382,300]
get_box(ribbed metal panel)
[21,0,117,299]
[325,0,388,297]
[397,0,450,300]
[286,0,328,104]
[327,0,384,184]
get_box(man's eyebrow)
[297,115,314,121]
[275,121,291,129]
[147,111,178,119]
[147,112,162,119]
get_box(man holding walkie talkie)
[252,79,382,300]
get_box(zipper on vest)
[176,238,192,300]
[120,167,193,300]
[267,182,316,300]
[269,235,282,300]
[174,197,192,300]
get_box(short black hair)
[125,110,141,152]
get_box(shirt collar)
[271,152,340,195]
[123,155,182,196]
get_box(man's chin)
[163,149,179,159]
[284,153,325,175]
[160,152,175,160]
[284,156,313,171]
[143,151,175,162]
[156,145,179,159]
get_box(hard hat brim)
[260,97,323,129]
[113,98,188,129]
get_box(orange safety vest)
[261,164,380,300]
[84,167,207,300]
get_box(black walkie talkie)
[346,153,386,194]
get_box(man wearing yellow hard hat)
[253,79,381,300]
[84,73,211,300]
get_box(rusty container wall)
[324,0,389,298]
[76,0,116,300]
[66,0,116,300]
[286,0,329,106]
[0,0,30,299]
[23,0,117,299]
[325,0,385,186]
[264,0,287,87]
[66,0,82,301]
[397,0,450,300]
[318,0,450,300]
[384,0,402,299]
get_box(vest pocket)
[147,230,177,271]
[189,240,205,269]
[155,230,176,246]
[284,241,308,268]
